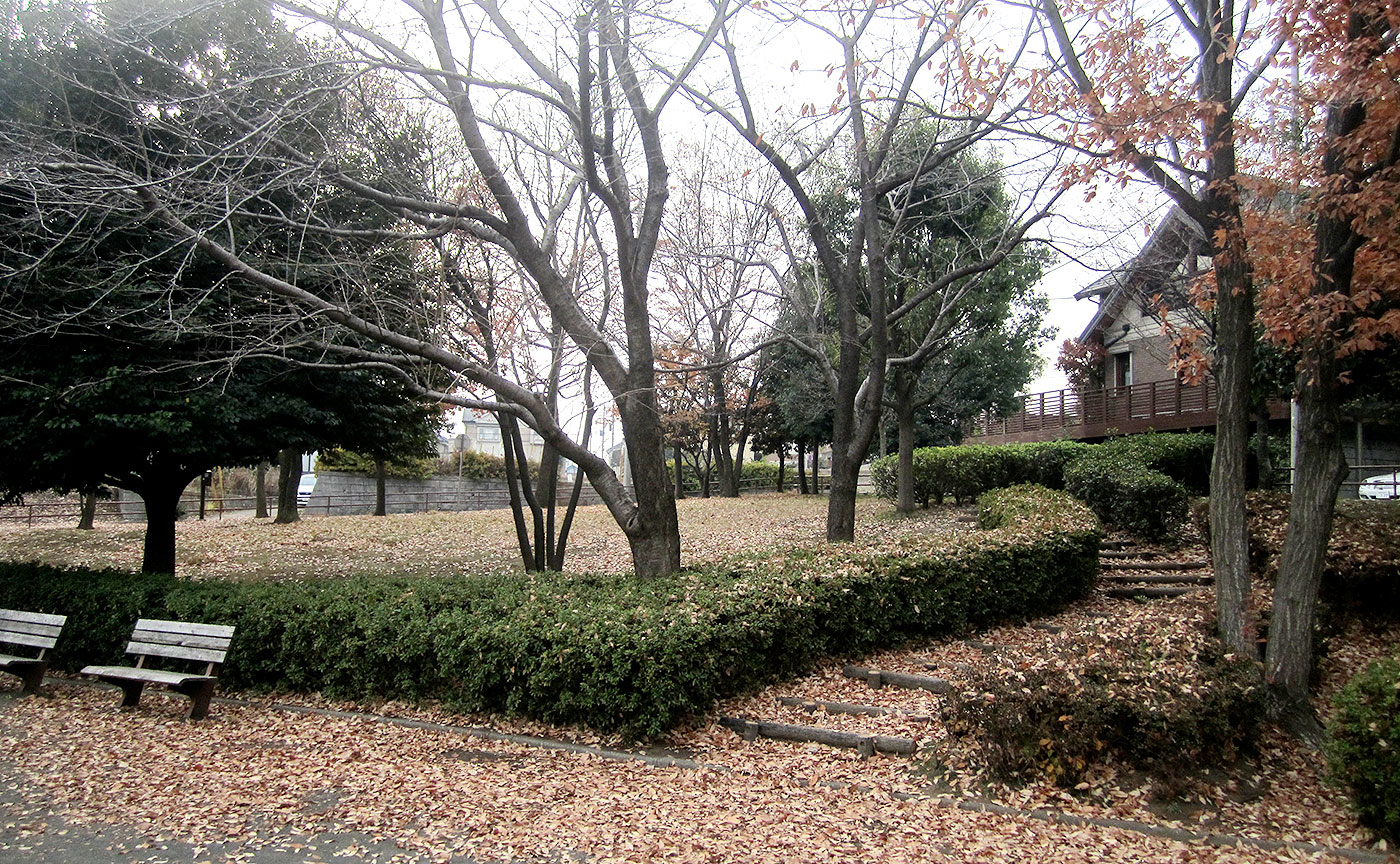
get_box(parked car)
[1358,471,1400,500]
[296,474,317,508]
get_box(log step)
[718,716,917,756]
[1104,585,1199,598]
[842,665,951,694]
[1101,573,1214,585]
[777,696,934,724]
[1107,560,1209,571]
[1100,550,1158,560]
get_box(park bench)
[0,609,68,695]
[81,619,235,720]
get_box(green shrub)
[0,488,1097,740]
[1021,440,1096,490]
[317,447,439,480]
[941,639,1264,789]
[1327,657,1400,844]
[1063,451,1187,541]
[740,461,782,487]
[1101,432,1214,496]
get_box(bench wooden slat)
[130,630,233,651]
[81,665,213,686]
[0,609,66,627]
[125,640,227,665]
[0,620,65,640]
[0,631,59,651]
[134,619,235,639]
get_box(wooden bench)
[0,609,68,695]
[81,619,235,720]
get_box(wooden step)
[1101,573,1214,585]
[1107,560,1209,571]
[777,696,934,724]
[1100,549,1158,560]
[842,665,951,694]
[1104,585,1199,599]
[718,716,916,756]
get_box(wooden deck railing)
[964,379,1237,444]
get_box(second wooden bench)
[82,619,235,720]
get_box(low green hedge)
[0,487,1097,739]
[1063,452,1188,542]
[873,433,1205,539]
[1327,657,1400,844]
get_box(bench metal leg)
[175,679,216,721]
[117,680,145,708]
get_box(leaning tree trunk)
[274,448,301,524]
[1265,355,1346,743]
[1265,56,1373,738]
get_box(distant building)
[451,409,548,465]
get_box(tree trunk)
[274,448,301,524]
[254,462,270,519]
[797,440,808,495]
[1265,39,1374,736]
[674,449,686,500]
[776,447,785,493]
[894,372,918,513]
[373,458,387,517]
[137,479,185,575]
[619,404,681,577]
[1265,356,1346,742]
[1255,402,1274,490]
[77,488,98,530]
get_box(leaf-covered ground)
[0,493,966,579]
[1,496,1395,862]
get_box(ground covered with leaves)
[1,496,1395,862]
[0,494,964,579]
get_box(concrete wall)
[303,470,605,516]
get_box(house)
[965,207,1283,444]
[450,409,548,465]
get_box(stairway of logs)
[718,536,1214,757]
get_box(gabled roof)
[1077,206,1204,342]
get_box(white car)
[1358,471,1400,500]
[296,474,317,507]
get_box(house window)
[479,425,502,443]
[1112,352,1133,388]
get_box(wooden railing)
[964,379,1238,444]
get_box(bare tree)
[3,0,736,576]
[680,0,1058,540]
[656,142,779,497]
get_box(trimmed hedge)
[873,433,1207,539]
[1327,656,1400,843]
[0,487,1097,739]
[1063,452,1188,542]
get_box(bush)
[1327,657,1400,843]
[0,488,1098,740]
[740,460,781,487]
[1063,451,1188,541]
[941,638,1264,789]
[318,447,438,480]
[1100,432,1214,496]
